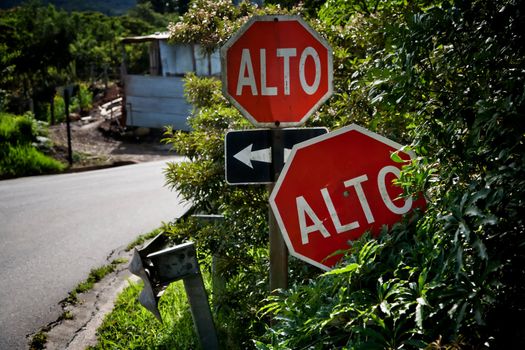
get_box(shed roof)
[121,32,170,44]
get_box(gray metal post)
[269,128,288,291]
[144,242,219,349]
[183,273,219,349]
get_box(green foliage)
[162,70,269,347]
[29,330,47,350]
[0,112,38,143]
[167,0,303,54]
[65,258,126,304]
[256,0,525,348]
[0,112,64,178]
[256,212,493,348]
[167,0,255,54]
[0,1,175,118]
[0,143,64,178]
[125,227,163,251]
[89,280,198,349]
[51,94,65,123]
[49,83,93,123]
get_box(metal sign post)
[268,128,288,291]
[221,14,334,292]
[63,88,73,166]
[129,238,219,349]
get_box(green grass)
[28,331,47,350]
[88,280,200,349]
[0,112,65,179]
[0,144,65,178]
[90,226,207,349]
[64,258,128,305]
[125,228,163,251]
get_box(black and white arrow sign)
[225,128,327,185]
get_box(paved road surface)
[0,159,190,349]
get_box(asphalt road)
[0,159,190,349]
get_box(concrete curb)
[31,251,139,350]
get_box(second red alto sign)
[269,124,427,270]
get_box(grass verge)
[125,227,163,251]
[87,280,199,349]
[0,112,65,179]
[64,257,128,305]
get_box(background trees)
[0,0,177,121]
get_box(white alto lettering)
[296,195,331,244]
[276,48,297,95]
[377,165,413,214]
[236,49,258,96]
[235,47,323,96]
[260,49,277,96]
[299,47,321,95]
[343,175,375,224]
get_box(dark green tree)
[0,1,74,116]
[137,0,189,14]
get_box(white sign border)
[220,15,334,128]
[269,123,415,271]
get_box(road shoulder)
[31,250,138,350]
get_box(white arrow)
[234,144,272,169]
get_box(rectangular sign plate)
[225,127,327,185]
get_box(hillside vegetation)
[0,112,64,178]
[1,0,136,16]
[0,1,179,177]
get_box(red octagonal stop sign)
[269,124,426,270]
[221,15,333,127]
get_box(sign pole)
[268,186,288,291]
[269,128,288,291]
[64,89,73,166]
[221,14,334,287]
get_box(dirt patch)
[46,83,179,169]
[48,116,176,169]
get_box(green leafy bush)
[0,112,38,144]
[256,0,525,348]
[162,71,270,347]
[157,0,524,349]
[0,144,64,178]
[0,113,64,178]
[50,83,93,124]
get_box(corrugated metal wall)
[124,41,220,130]
[124,75,191,130]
